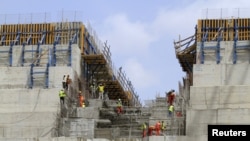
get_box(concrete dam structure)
[0,13,250,141]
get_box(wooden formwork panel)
[197,18,250,42]
[0,22,85,46]
[0,23,55,45]
[80,24,85,54]
[197,19,230,42]
[236,18,250,41]
[45,23,54,44]
[0,23,79,45]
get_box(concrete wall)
[193,64,250,86]
[0,88,60,138]
[184,40,250,141]
[196,41,250,65]
[0,44,81,89]
[0,44,83,139]
[0,44,81,72]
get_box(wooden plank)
[80,24,85,54]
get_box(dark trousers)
[62,82,66,89]
[60,97,65,105]
[168,110,173,117]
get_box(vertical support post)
[233,19,238,64]
[35,47,41,66]
[48,48,52,66]
[36,32,46,66]
[0,34,6,45]
[68,40,72,67]
[21,43,25,67]
[29,64,34,89]
[52,42,56,66]
[216,28,222,64]
[52,33,61,66]
[9,43,13,67]
[216,40,221,64]
[86,34,97,54]
[45,63,49,88]
[200,28,208,64]
[21,35,32,67]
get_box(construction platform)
[0,22,140,106]
[174,18,250,85]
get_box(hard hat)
[118,98,121,101]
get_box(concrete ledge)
[190,85,250,109]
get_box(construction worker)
[167,89,175,105]
[97,83,105,100]
[141,122,147,137]
[66,75,71,90]
[62,75,67,89]
[78,91,84,107]
[168,104,174,117]
[148,125,155,136]
[90,83,96,98]
[59,89,66,105]
[82,102,85,108]
[117,99,123,115]
[155,121,161,136]
[161,121,167,132]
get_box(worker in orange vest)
[167,89,175,105]
[155,121,161,136]
[148,125,155,136]
[78,91,84,107]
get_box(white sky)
[1,0,250,105]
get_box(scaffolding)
[0,20,141,106]
[174,16,250,86]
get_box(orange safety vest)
[155,122,161,130]
[79,95,84,106]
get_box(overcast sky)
[1,0,249,105]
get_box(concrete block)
[76,107,100,119]
[63,118,94,138]
[88,99,103,108]
[94,128,112,140]
[186,109,217,136]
